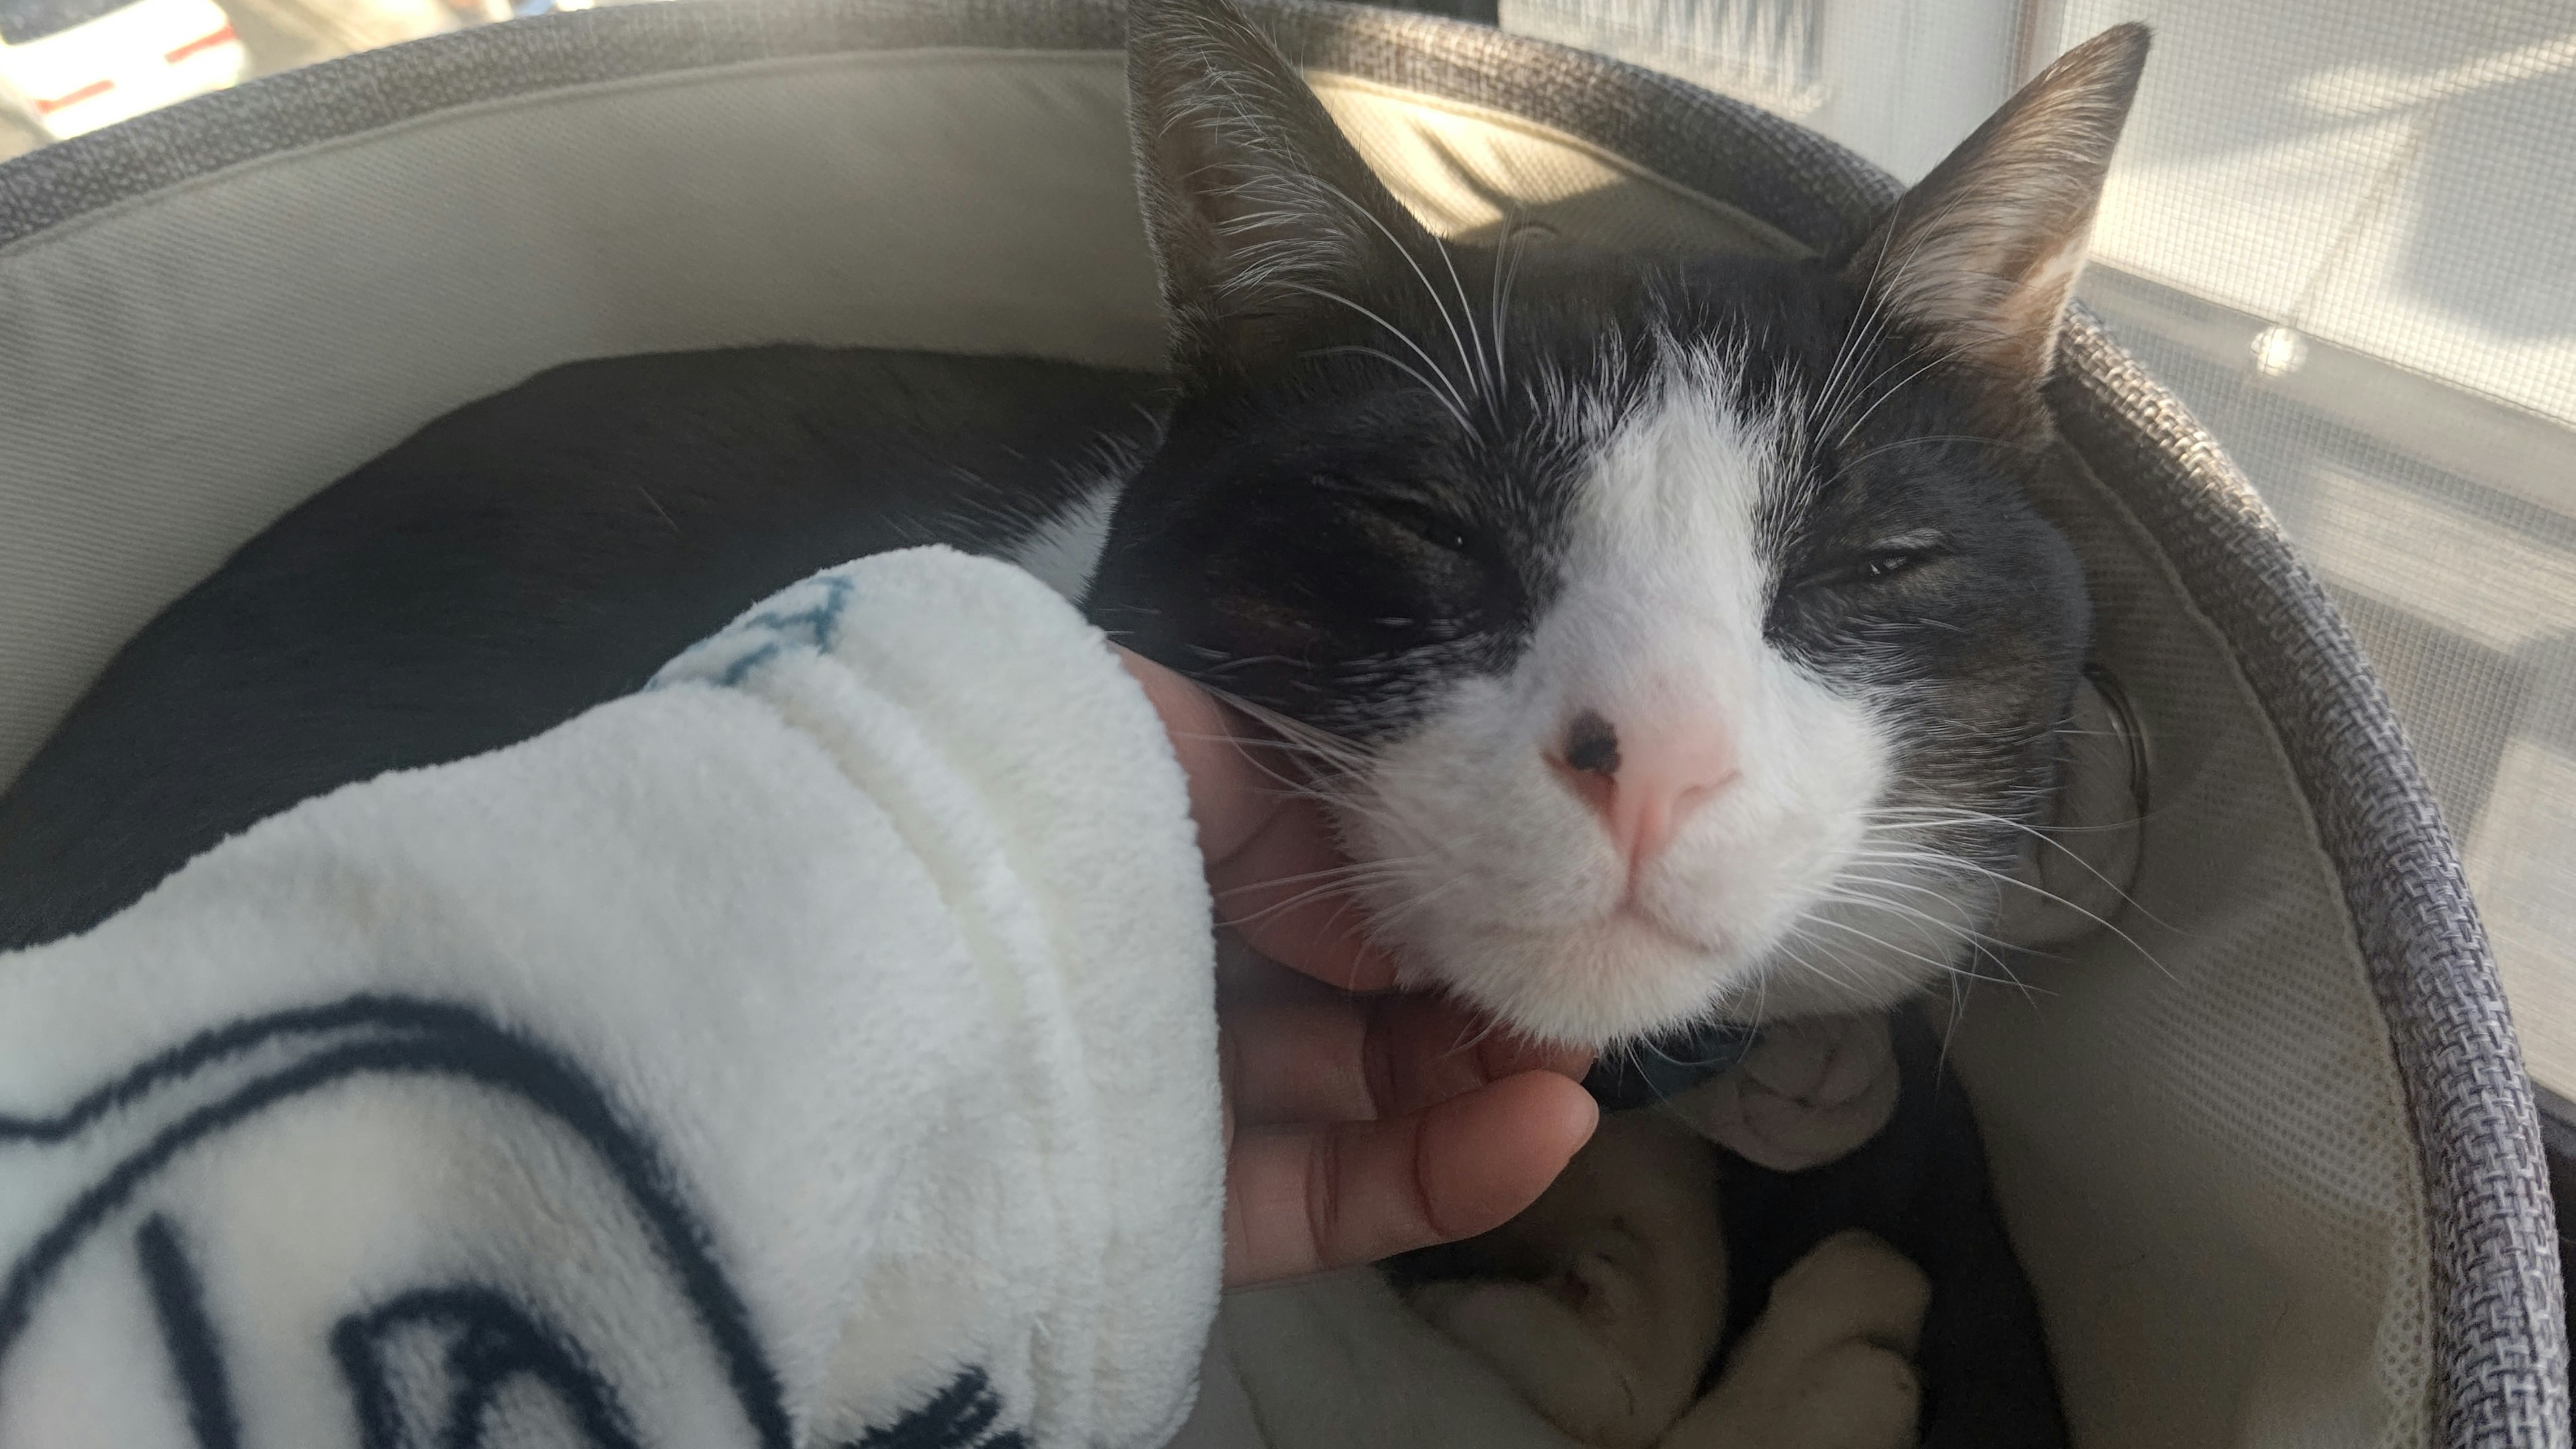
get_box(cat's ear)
[1127,0,1438,382]
[1846,24,2149,431]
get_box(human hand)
[1116,649,1599,1288]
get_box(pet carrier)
[0,1,2557,1443]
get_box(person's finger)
[1373,991,1597,1110]
[1223,991,1596,1128]
[1223,995,1377,1128]
[1223,1071,1599,1288]
[1117,649,1405,991]
[1116,647,1284,862]
[1207,800,1401,991]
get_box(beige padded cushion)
[1954,439,2430,1447]
[0,48,2429,1447]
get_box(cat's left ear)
[1126,0,1442,384]
[1846,24,2149,435]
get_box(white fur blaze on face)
[1347,354,1928,1046]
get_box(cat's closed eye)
[1796,539,1947,592]
[1856,549,1935,582]
[1326,481,1478,558]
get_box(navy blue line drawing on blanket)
[332,1286,641,1448]
[0,996,798,1446]
[137,1214,243,1449]
[841,1368,1030,1449]
[649,569,861,694]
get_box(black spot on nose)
[1564,710,1621,777]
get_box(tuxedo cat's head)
[1091,0,2147,1046]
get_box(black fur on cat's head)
[1090,0,2146,1046]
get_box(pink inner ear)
[1669,1014,1901,1172]
[1841,23,2147,428]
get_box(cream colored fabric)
[1312,74,1807,258]
[0,45,2428,1448]
[0,51,1169,791]
[1955,441,2432,1449]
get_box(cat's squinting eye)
[1338,487,1474,557]
[1801,541,1945,591]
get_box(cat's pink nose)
[1552,708,1739,873]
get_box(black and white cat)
[1099,4,2139,1046]
[0,0,2143,1062]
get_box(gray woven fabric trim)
[0,0,1128,244]
[2047,316,2570,1448]
[0,0,2558,1438]
[0,0,1900,256]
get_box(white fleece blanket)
[0,548,1226,1449]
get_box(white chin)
[1391,913,1944,1049]
[1392,916,1750,1049]
[1719,957,1933,1024]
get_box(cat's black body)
[0,347,1161,949]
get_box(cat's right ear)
[1126,0,1439,384]
[1845,24,2149,439]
